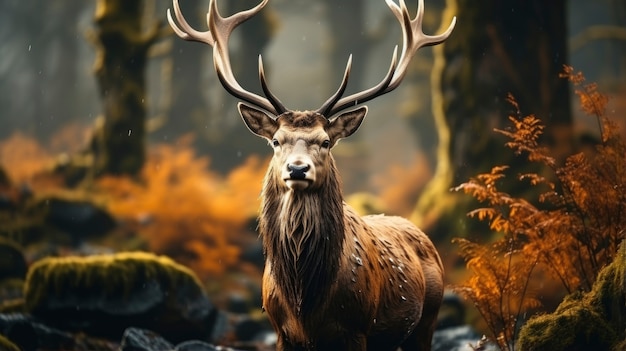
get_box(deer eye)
[321,140,331,149]
[271,139,280,147]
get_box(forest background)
[0,0,625,346]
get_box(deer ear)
[327,106,368,142]
[238,102,278,140]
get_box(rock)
[0,313,75,351]
[517,241,626,350]
[30,194,116,242]
[120,327,174,351]
[0,312,121,351]
[0,238,27,301]
[119,329,224,351]
[0,334,20,351]
[174,340,219,351]
[232,316,273,343]
[24,252,218,343]
[227,293,251,314]
[0,237,27,281]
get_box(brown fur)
[243,107,445,351]
[168,0,453,348]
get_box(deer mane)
[259,158,345,319]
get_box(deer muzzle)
[283,158,314,190]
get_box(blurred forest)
[0,0,625,340]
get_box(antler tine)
[259,55,288,114]
[168,0,283,116]
[317,55,353,117]
[321,0,456,118]
[167,0,215,45]
[325,46,399,117]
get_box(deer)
[167,1,455,350]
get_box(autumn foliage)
[0,129,267,280]
[96,136,267,279]
[452,67,625,350]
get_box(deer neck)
[259,161,345,318]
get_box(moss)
[517,242,626,350]
[24,251,204,314]
[586,241,626,336]
[0,334,20,351]
[22,251,214,342]
[0,297,25,313]
[517,304,615,351]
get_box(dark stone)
[174,340,219,351]
[33,195,116,242]
[233,317,273,343]
[0,313,75,351]
[120,327,174,351]
[208,310,230,342]
[25,252,219,343]
[0,238,27,282]
[227,293,251,314]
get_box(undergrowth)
[96,136,267,279]
[452,66,625,350]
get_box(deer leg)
[400,291,442,351]
[275,334,299,351]
[400,320,436,351]
[325,333,367,351]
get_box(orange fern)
[97,137,267,279]
[452,67,626,350]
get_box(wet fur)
[257,112,444,351]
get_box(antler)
[167,0,287,116]
[317,0,456,118]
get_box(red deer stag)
[168,1,455,350]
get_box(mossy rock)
[0,334,20,351]
[24,251,217,343]
[517,242,626,350]
[516,303,615,351]
[0,297,25,313]
[586,242,626,336]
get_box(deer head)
[169,2,455,349]
[238,105,366,191]
[167,0,456,191]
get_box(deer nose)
[287,163,310,180]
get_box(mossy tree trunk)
[414,0,572,238]
[92,0,159,176]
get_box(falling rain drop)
[128,129,132,136]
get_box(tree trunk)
[414,0,572,238]
[92,0,159,176]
